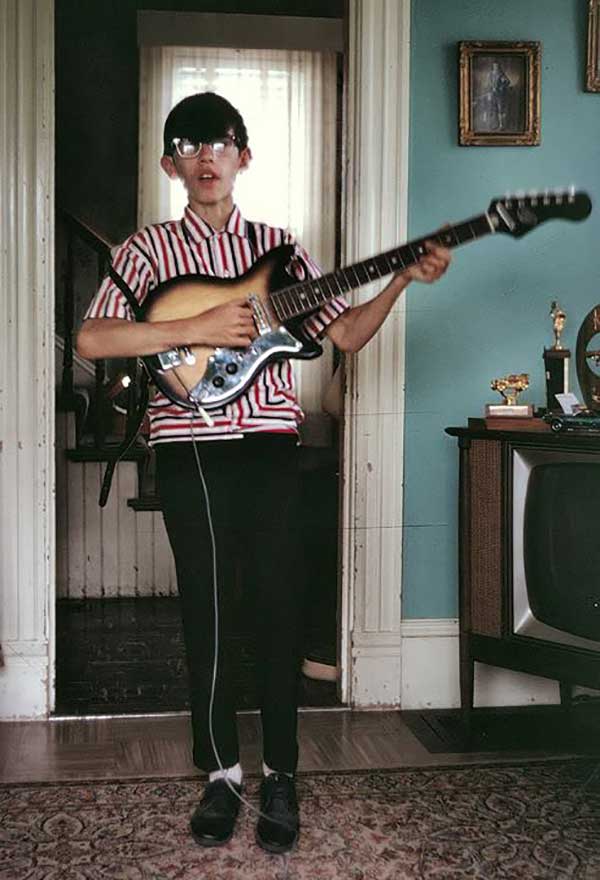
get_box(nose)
[197,142,215,159]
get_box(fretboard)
[270,212,494,322]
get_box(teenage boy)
[77,92,451,853]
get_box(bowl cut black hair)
[163,92,249,155]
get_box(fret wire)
[295,285,311,314]
[388,249,406,270]
[373,257,386,278]
[382,255,395,275]
[354,264,370,285]
[333,269,347,291]
[474,216,489,237]
[277,292,289,320]
[351,264,364,285]
[452,223,467,243]
[366,258,382,280]
[308,281,322,308]
[272,293,286,320]
[271,288,288,314]
[283,288,295,318]
[271,292,285,322]
[400,245,413,267]
[330,272,343,294]
[322,274,340,298]
[335,271,351,293]
[331,270,346,293]
[294,284,309,312]
[386,251,399,270]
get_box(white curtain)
[138,47,338,428]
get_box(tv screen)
[524,462,600,642]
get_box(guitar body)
[141,244,323,411]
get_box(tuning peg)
[553,187,564,205]
[528,189,539,206]
[543,188,551,206]
[568,184,576,203]
[514,189,526,203]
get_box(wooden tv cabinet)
[446,421,600,711]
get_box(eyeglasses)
[171,136,238,159]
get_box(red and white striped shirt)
[85,205,350,445]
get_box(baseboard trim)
[400,618,561,710]
[0,650,49,719]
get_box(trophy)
[485,373,533,417]
[543,301,570,411]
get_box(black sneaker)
[256,772,299,854]
[190,778,242,847]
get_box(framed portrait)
[458,41,541,146]
[587,0,600,91]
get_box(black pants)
[155,435,304,774]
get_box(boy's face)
[160,130,251,212]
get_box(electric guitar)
[141,190,592,411]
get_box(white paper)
[555,392,581,415]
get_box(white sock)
[209,762,243,786]
[263,761,293,778]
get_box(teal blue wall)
[403,0,600,618]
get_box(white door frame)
[0,0,55,718]
[0,0,410,718]
[340,0,411,706]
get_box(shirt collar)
[183,204,246,242]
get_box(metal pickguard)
[188,325,306,409]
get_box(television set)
[513,447,600,651]
[446,424,600,709]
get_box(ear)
[160,154,179,180]
[238,146,252,172]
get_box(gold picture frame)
[587,0,600,91]
[459,41,541,146]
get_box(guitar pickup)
[156,347,196,371]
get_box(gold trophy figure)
[550,301,566,350]
[544,300,570,410]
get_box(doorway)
[53,5,345,717]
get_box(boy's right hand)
[190,298,257,348]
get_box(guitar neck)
[270,211,495,322]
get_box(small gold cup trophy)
[485,373,533,418]
[543,301,570,411]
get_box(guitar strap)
[98,266,148,507]
[246,221,259,260]
[107,265,143,320]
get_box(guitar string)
[269,221,481,321]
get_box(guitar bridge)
[248,294,272,335]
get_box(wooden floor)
[0,708,576,785]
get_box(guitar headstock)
[488,189,592,238]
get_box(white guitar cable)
[189,410,296,831]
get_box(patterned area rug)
[2,761,600,879]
